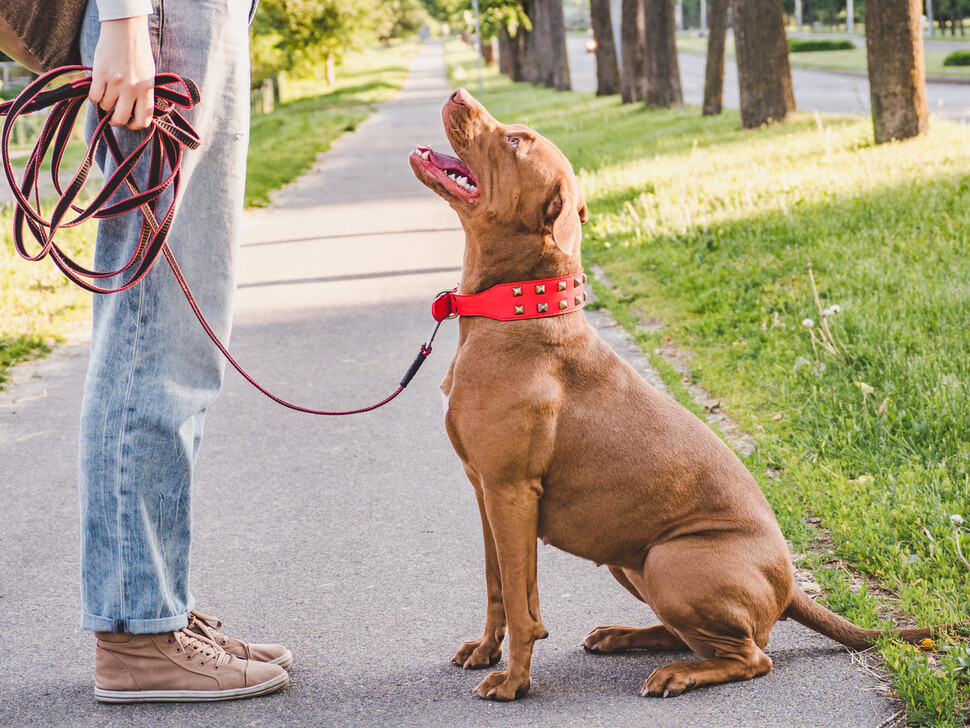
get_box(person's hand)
[89,16,155,130]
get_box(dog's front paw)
[451,638,503,669]
[641,664,696,698]
[473,670,531,701]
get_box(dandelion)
[805,266,848,365]
[829,304,842,315]
[952,514,965,528]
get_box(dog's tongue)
[418,146,476,182]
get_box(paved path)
[1,42,900,727]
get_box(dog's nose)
[450,88,470,106]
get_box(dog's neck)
[459,229,582,295]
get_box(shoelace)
[172,627,234,669]
[186,610,232,647]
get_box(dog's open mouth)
[410,146,480,202]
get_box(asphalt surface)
[566,34,970,120]
[1,42,902,727]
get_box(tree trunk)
[590,0,620,95]
[545,0,571,90]
[620,0,648,102]
[499,24,527,81]
[520,1,542,85]
[732,0,795,128]
[643,0,682,107]
[702,0,728,115]
[522,0,570,89]
[865,0,928,143]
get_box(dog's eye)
[507,136,519,149]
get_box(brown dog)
[409,88,936,701]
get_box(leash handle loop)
[1,68,436,416]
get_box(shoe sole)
[268,649,293,670]
[94,670,288,703]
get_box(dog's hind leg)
[583,567,689,653]
[631,538,788,697]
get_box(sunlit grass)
[448,42,970,726]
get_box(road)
[566,35,970,120]
[1,42,902,727]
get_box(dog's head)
[410,89,587,281]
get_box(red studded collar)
[431,270,587,322]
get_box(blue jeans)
[78,0,251,634]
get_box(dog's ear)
[544,185,586,255]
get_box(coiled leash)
[1,67,435,415]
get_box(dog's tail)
[783,586,942,650]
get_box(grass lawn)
[0,41,418,388]
[677,33,970,79]
[448,43,970,726]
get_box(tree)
[441,2,532,84]
[620,0,647,103]
[865,0,928,143]
[498,22,528,80]
[522,0,571,90]
[590,0,620,95]
[375,0,430,44]
[702,0,728,115]
[642,0,682,107]
[731,0,795,128]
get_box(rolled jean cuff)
[82,601,193,634]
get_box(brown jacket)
[0,0,87,72]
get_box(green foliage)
[788,38,856,52]
[943,50,970,67]
[782,0,865,25]
[375,0,430,42]
[421,0,530,38]
[444,44,970,725]
[882,640,970,727]
[251,0,424,86]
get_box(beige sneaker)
[187,610,293,669]
[94,628,288,703]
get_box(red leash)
[1,69,588,416]
[1,67,433,415]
